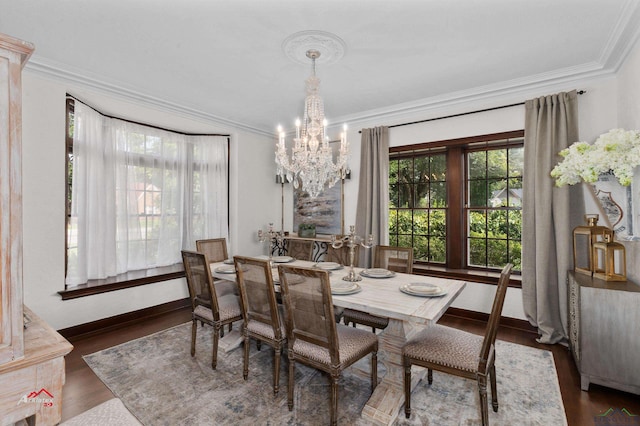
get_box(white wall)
[21,72,278,330]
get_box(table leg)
[361,318,427,426]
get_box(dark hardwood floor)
[61,308,640,425]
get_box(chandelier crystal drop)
[275,49,350,198]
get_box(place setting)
[313,261,344,271]
[359,268,396,279]
[329,281,361,295]
[399,282,448,297]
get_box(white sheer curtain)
[66,102,228,286]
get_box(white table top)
[211,257,466,326]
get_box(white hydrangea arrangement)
[550,128,640,187]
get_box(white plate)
[400,283,448,297]
[223,258,234,265]
[272,256,295,263]
[331,283,361,295]
[314,262,343,270]
[360,269,395,278]
[214,265,236,274]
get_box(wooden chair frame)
[278,265,378,426]
[403,263,513,425]
[181,250,242,369]
[234,255,286,395]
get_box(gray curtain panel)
[522,90,584,345]
[355,126,389,268]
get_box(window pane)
[389,209,398,234]
[468,237,486,267]
[508,146,524,177]
[389,183,399,208]
[414,156,430,182]
[429,209,446,237]
[398,210,412,234]
[398,158,412,183]
[469,210,486,237]
[430,154,446,181]
[468,151,486,179]
[413,235,428,261]
[487,149,507,179]
[429,237,446,263]
[489,210,507,239]
[430,181,447,207]
[389,160,399,185]
[398,234,412,249]
[469,180,487,207]
[398,184,413,208]
[413,210,428,235]
[487,239,507,268]
[415,183,429,208]
[508,209,522,241]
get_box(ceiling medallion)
[282,30,346,66]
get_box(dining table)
[210,256,467,426]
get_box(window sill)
[412,264,522,288]
[58,263,185,300]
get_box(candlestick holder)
[331,225,373,282]
[257,222,284,263]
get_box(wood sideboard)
[567,271,640,395]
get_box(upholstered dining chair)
[402,263,513,425]
[342,245,414,332]
[286,239,314,261]
[233,255,286,395]
[196,238,237,336]
[277,265,379,426]
[181,250,243,369]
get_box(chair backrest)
[196,238,228,263]
[374,245,414,273]
[325,243,359,267]
[478,263,513,372]
[233,255,284,341]
[181,250,220,320]
[286,239,314,261]
[278,265,339,364]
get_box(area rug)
[83,323,567,425]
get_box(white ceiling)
[2,0,640,135]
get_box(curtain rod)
[358,90,586,133]
[66,93,231,137]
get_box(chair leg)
[489,363,498,412]
[274,344,281,396]
[243,334,250,380]
[330,373,339,426]
[477,373,489,426]
[428,368,433,384]
[371,351,378,392]
[191,320,197,357]
[403,358,411,419]
[212,324,220,369]
[288,358,295,411]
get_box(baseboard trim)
[443,307,538,334]
[57,300,537,343]
[58,298,191,342]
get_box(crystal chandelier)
[275,49,350,198]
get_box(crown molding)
[332,61,615,127]
[598,0,640,71]
[24,57,273,137]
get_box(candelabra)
[257,223,284,263]
[331,225,373,282]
